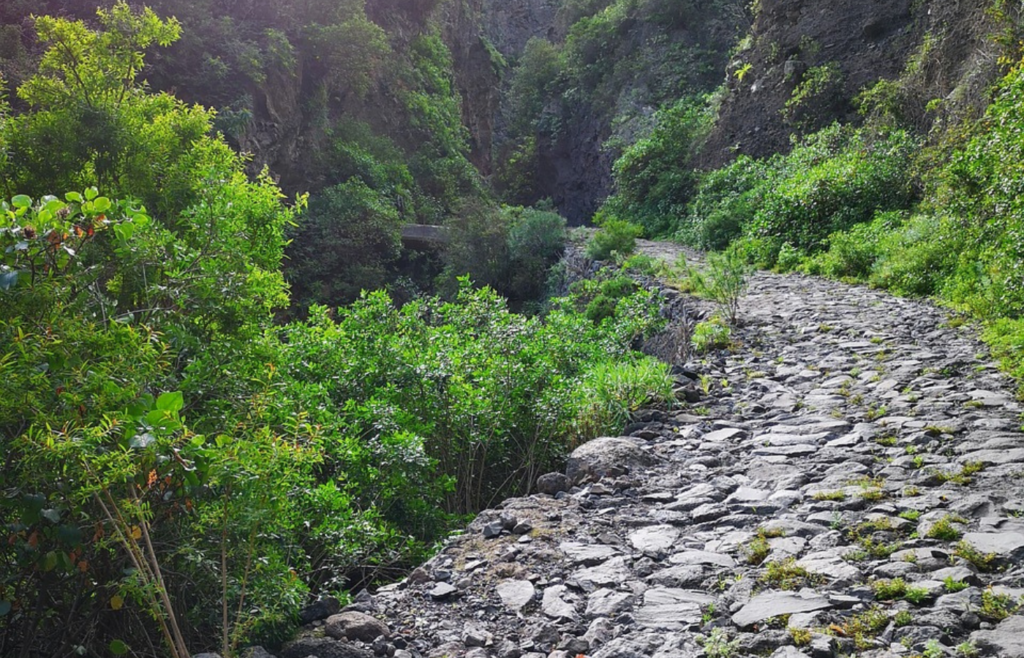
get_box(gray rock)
[634,587,712,630]
[572,557,633,592]
[536,472,570,495]
[325,611,389,642]
[668,550,736,568]
[280,637,373,658]
[566,437,659,484]
[428,582,458,599]
[541,585,577,620]
[299,596,342,624]
[962,532,1024,560]
[496,579,536,612]
[628,525,681,555]
[240,648,275,658]
[559,542,620,566]
[732,591,833,628]
[585,588,634,617]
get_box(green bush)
[584,275,639,324]
[692,317,731,353]
[747,125,918,259]
[685,250,750,324]
[802,211,903,280]
[680,155,776,250]
[573,359,675,438]
[586,217,643,260]
[287,179,404,311]
[605,96,714,236]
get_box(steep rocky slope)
[276,241,1024,658]
[700,0,1003,167]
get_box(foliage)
[783,61,845,132]
[582,275,639,324]
[692,318,732,354]
[586,217,642,261]
[573,359,675,440]
[603,97,714,236]
[437,202,566,307]
[286,179,404,312]
[684,250,750,324]
[745,124,918,264]
[678,155,776,250]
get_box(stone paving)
[279,243,1024,658]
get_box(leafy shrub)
[507,207,568,303]
[287,179,404,311]
[747,125,918,259]
[685,250,750,324]
[680,155,776,250]
[801,211,904,280]
[586,217,643,260]
[573,359,675,438]
[584,275,639,324]
[692,318,731,353]
[604,97,714,236]
[783,61,846,131]
[438,202,566,308]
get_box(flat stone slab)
[495,580,535,612]
[560,542,620,565]
[971,615,1024,657]
[635,588,713,631]
[958,449,1024,466]
[962,532,1024,559]
[572,557,633,592]
[541,585,577,620]
[751,444,818,457]
[702,428,747,442]
[732,591,833,628]
[668,550,737,568]
[585,589,634,618]
[629,525,681,555]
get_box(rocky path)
[279,242,1024,658]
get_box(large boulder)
[971,615,1024,657]
[325,611,390,642]
[565,437,659,485]
[279,637,373,658]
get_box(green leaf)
[109,640,129,656]
[0,601,11,616]
[93,197,112,213]
[126,400,148,419]
[155,391,183,413]
[84,187,98,201]
[65,191,83,203]
[41,508,60,524]
[42,551,57,572]
[11,195,31,209]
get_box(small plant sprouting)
[685,250,750,325]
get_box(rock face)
[701,0,1001,168]
[280,240,1024,657]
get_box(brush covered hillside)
[3,0,1024,656]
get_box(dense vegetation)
[0,4,675,656]
[598,6,1024,391]
[6,0,1024,655]
[496,0,747,216]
